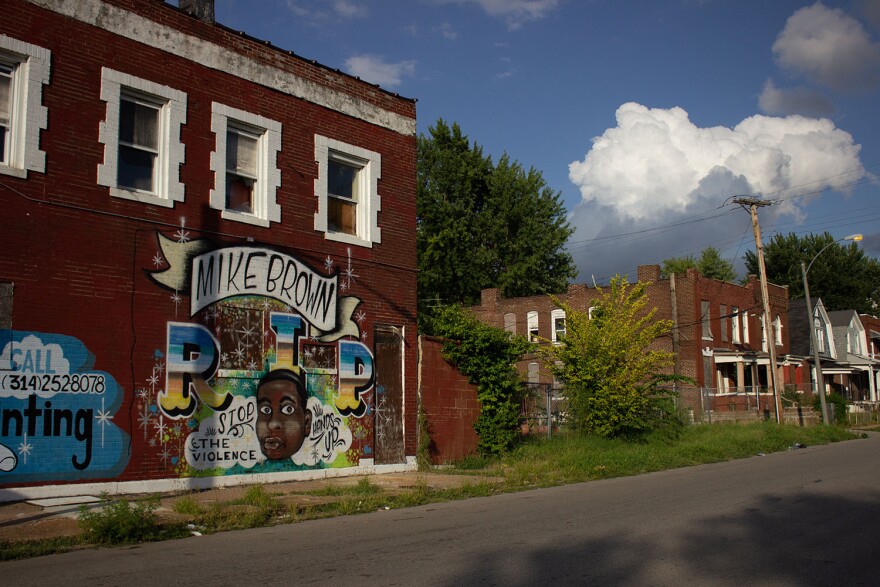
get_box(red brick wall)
[419,337,480,464]
[0,0,417,493]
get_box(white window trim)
[503,312,516,334]
[701,301,712,340]
[97,68,186,207]
[527,310,539,342]
[551,308,566,343]
[0,35,50,178]
[314,135,381,248]
[731,307,741,343]
[773,315,783,347]
[209,102,281,227]
[742,312,750,344]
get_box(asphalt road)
[4,435,880,586]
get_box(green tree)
[538,276,676,438]
[662,246,737,281]
[743,232,880,313]
[417,119,576,324]
[427,305,533,455]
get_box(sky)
[210,0,880,284]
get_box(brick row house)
[470,265,793,420]
[0,0,418,499]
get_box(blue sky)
[212,0,880,283]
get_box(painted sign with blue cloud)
[0,330,129,483]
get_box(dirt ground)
[0,472,499,544]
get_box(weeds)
[77,494,186,545]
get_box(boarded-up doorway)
[374,326,404,464]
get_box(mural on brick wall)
[0,331,129,483]
[141,230,375,476]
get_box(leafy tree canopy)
[417,119,577,327]
[743,232,880,313]
[538,276,679,439]
[661,246,737,282]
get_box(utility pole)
[734,197,782,424]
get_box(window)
[773,315,783,347]
[0,35,49,178]
[527,311,539,341]
[315,135,381,247]
[503,313,516,334]
[814,317,826,353]
[551,309,566,343]
[720,304,728,342]
[528,362,539,384]
[701,301,712,340]
[209,102,281,227]
[731,307,741,343]
[98,68,186,207]
[760,316,768,351]
[742,311,750,343]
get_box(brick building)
[0,0,418,499]
[469,265,792,417]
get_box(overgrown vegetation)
[77,494,185,545]
[813,392,848,424]
[426,304,533,455]
[538,276,684,439]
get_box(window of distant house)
[720,304,728,342]
[814,316,826,354]
[528,362,539,383]
[0,35,50,178]
[742,310,750,344]
[98,68,186,207]
[773,314,783,347]
[701,301,712,340]
[503,313,516,334]
[551,309,566,343]
[527,311,539,341]
[314,135,381,248]
[760,316,768,351]
[731,306,741,343]
[209,102,281,227]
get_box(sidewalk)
[0,472,500,544]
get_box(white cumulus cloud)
[344,54,416,88]
[569,102,863,222]
[566,102,866,281]
[773,2,880,91]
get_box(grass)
[0,422,861,560]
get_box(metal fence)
[520,382,569,438]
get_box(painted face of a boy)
[256,377,311,460]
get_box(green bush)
[812,392,848,424]
[78,495,161,545]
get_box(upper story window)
[773,315,783,347]
[315,135,381,248]
[814,316,826,354]
[701,301,712,340]
[742,311,750,343]
[527,311,539,341]
[98,68,186,207]
[209,102,281,227]
[731,306,741,343]
[0,35,50,178]
[720,304,728,342]
[551,309,566,343]
[503,313,516,334]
